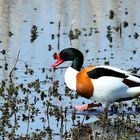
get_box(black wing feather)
[87,67,128,79]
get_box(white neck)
[64,66,78,91]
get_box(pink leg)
[74,103,102,111]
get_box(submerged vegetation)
[0,59,140,139]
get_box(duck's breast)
[76,66,95,98]
[65,66,78,91]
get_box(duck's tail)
[127,86,140,98]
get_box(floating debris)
[53,53,57,60]
[133,23,136,26]
[133,32,139,39]
[109,10,115,19]
[132,49,136,54]
[4,63,8,70]
[130,57,133,60]
[125,8,128,15]
[128,67,140,74]
[125,11,128,15]
[84,33,87,36]
[81,27,87,31]
[57,21,61,50]
[40,91,46,101]
[119,23,122,38]
[23,20,27,23]
[0,49,6,55]
[50,21,55,24]
[34,8,37,10]
[113,26,120,32]
[51,34,55,40]
[89,27,93,36]
[85,49,89,53]
[9,31,14,37]
[48,45,52,51]
[106,26,112,43]
[24,63,34,75]
[69,28,81,40]
[94,30,100,34]
[123,21,129,28]
[30,25,38,43]
[104,60,110,65]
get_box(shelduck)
[52,48,140,112]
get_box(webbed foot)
[74,103,102,111]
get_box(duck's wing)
[87,65,140,87]
[87,65,129,79]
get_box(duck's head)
[51,48,84,71]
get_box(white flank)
[91,77,128,107]
[91,75,140,107]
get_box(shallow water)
[0,0,140,139]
